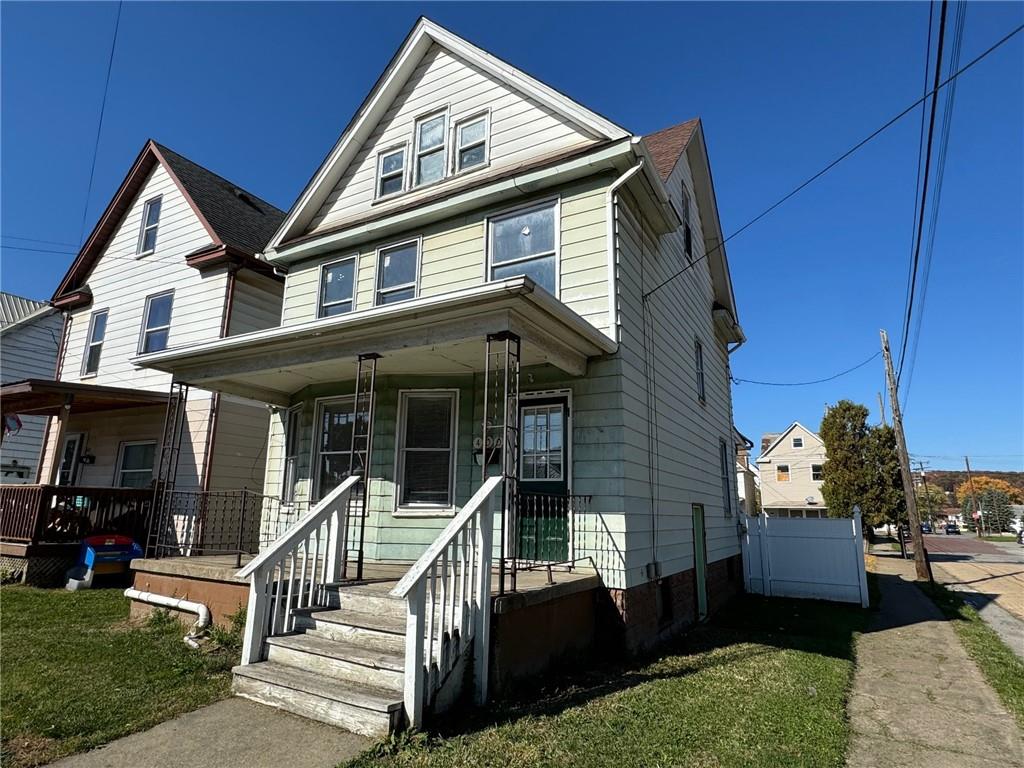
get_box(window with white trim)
[681,184,693,262]
[314,396,361,501]
[376,146,406,198]
[812,464,824,482]
[116,441,156,488]
[454,113,488,172]
[413,111,447,187]
[792,437,803,448]
[319,256,356,317]
[396,391,457,508]
[282,404,303,503]
[82,309,108,376]
[776,464,790,482]
[694,339,706,402]
[375,240,419,305]
[488,200,557,294]
[140,291,173,354]
[720,439,732,517]
[138,196,162,254]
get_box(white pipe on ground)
[124,588,212,649]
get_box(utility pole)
[916,460,934,525]
[965,456,982,538]
[877,391,887,426]
[880,330,929,580]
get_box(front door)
[518,396,569,561]
[692,504,708,620]
[58,433,84,486]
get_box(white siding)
[228,271,284,336]
[60,163,226,394]
[308,43,597,233]
[757,424,827,511]
[0,311,63,482]
[615,150,740,589]
[208,396,271,492]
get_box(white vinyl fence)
[741,510,869,607]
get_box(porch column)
[45,394,73,484]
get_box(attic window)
[680,184,692,262]
[377,146,406,198]
[454,113,488,172]
[414,111,447,187]
[792,437,803,448]
[137,196,162,254]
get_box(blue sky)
[2,2,1022,471]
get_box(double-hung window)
[281,404,303,503]
[454,113,488,172]
[812,464,824,482]
[488,200,558,294]
[719,439,732,517]
[319,255,356,317]
[375,240,419,305]
[792,437,804,448]
[82,309,108,376]
[138,196,162,254]
[681,185,692,262]
[396,391,457,510]
[116,441,156,488]
[776,464,790,482]
[414,111,447,187]
[140,291,173,354]
[694,339,706,402]
[377,146,406,198]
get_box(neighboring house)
[0,140,285,578]
[0,293,63,482]
[138,18,746,734]
[756,422,828,518]
[734,428,758,516]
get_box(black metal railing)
[511,492,588,567]
[151,488,274,564]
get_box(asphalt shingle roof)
[643,118,700,181]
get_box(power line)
[732,350,880,387]
[897,0,950,385]
[901,0,968,407]
[1,234,79,248]
[642,19,1024,301]
[0,244,77,256]
[78,0,123,245]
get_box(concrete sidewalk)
[50,697,370,768]
[846,556,1024,768]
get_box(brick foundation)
[129,570,249,627]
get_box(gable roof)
[266,16,630,252]
[0,292,52,332]
[53,141,285,302]
[756,422,823,461]
[644,118,700,180]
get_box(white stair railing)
[237,475,361,665]
[390,475,504,729]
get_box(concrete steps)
[232,582,407,738]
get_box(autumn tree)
[820,400,871,518]
[914,484,947,522]
[955,476,1023,506]
[862,425,905,527]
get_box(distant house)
[755,422,827,518]
[0,293,62,483]
[735,428,758,515]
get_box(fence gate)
[741,511,869,607]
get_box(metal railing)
[512,491,588,566]
[0,484,153,545]
[150,487,269,564]
[236,475,360,665]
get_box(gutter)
[605,159,645,346]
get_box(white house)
[136,18,747,735]
[0,293,63,483]
[755,422,828,518]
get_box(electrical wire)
[731,350,881,387]
[642,19,1024,301]
[1,234,79,248]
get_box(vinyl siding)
[282,175,611,334]
[614,151,740,588]
[228,271,284,336]
[208,396,272,492]
[0,311,63,482]
[757,425,827,510]
[308,43,598,233]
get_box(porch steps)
[232,582,408,738]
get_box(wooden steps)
[232,582,407,737]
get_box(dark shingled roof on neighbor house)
[154,143,285,256]
[643,118,700,180]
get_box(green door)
[517,397,569,562]
[692,504,708,619]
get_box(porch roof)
[1,379,168,416]
[135,277,617,406]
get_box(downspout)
[124,588,211,648]
[605,157,645,346]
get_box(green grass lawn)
[919,581,1024,728]
[1,585,238,768]
[980,535,1018,543]
[346,595,868,768]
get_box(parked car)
[945,524,961,535]
[921,522,933,534]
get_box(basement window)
[137,196,162,254]
[396,391,457,511]
[488,199,558,294]
[414,111,448,187]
